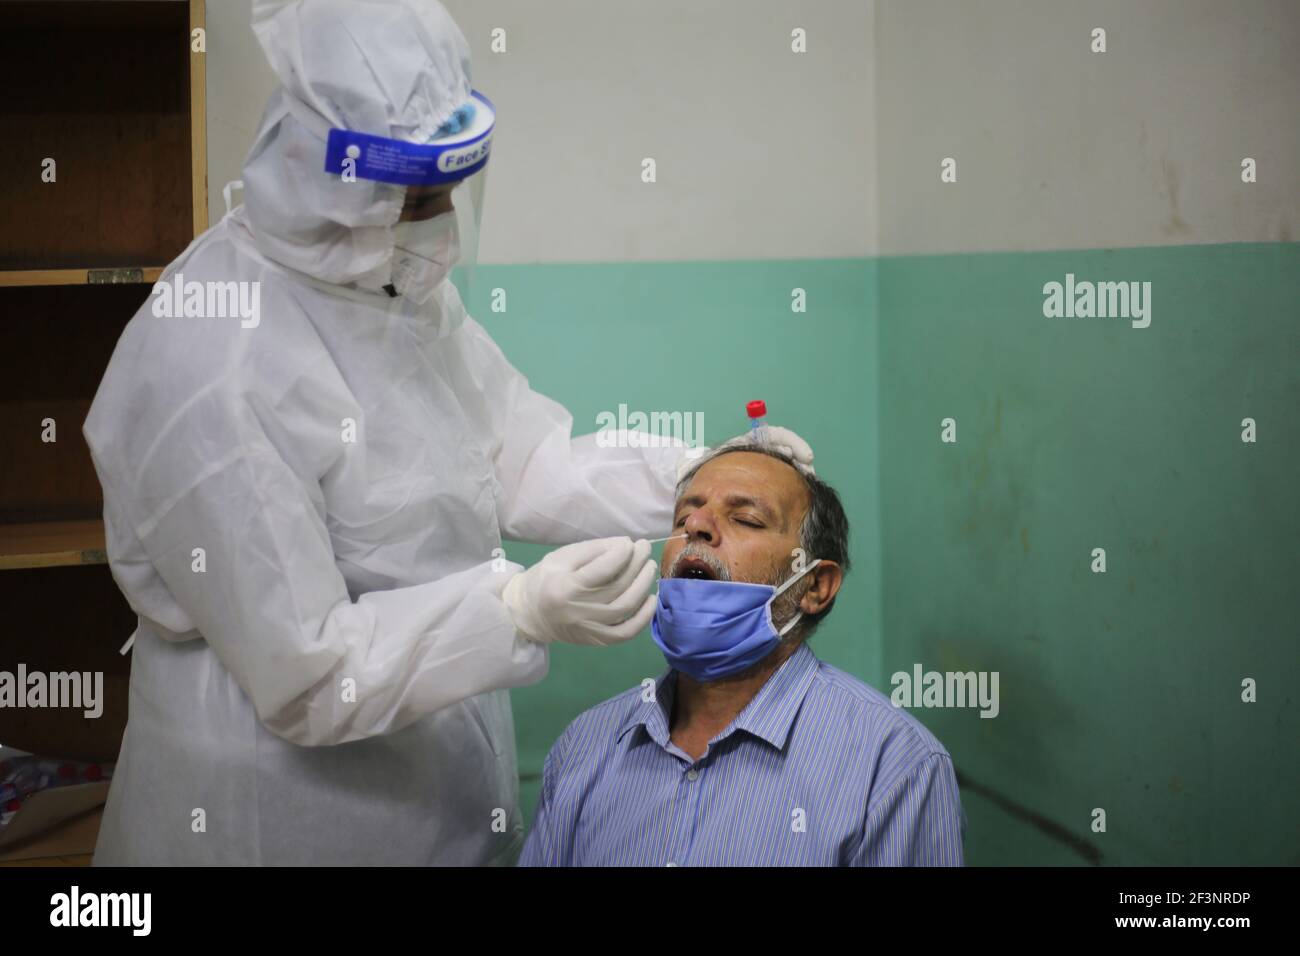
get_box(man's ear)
[799,562,842,616]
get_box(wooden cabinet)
[0,1,208,781]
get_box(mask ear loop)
[773,558,822,637]
[222,180,244,215]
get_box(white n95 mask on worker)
[390,212,460,304]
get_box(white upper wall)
[875,0,1300,254]
[206,0,1298,262]
[205,0,876,262]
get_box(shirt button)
[686,769,699,781]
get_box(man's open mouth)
[674,556,718,580]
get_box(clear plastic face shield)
[323,90,494,303]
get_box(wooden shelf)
[0,268,166,289]
[0,0,208,271]
[0,520,106,571]
[0,806,101,866]
[0,0,207,776]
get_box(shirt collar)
[615,642,820,753]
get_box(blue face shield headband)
[321,90,495,187]
[651,559,823,682]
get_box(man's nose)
[683,509,717,543]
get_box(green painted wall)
[878,241,1299,865]
[468,242,1298,866]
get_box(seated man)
[519,443,965,866]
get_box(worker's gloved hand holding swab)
[504,536,659,647]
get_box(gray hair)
[675,444,851,635]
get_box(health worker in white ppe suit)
[82,0,814,866]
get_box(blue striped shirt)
[519,642,966,866]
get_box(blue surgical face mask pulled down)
[651,559,822,682]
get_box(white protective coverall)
[83,0,685,864]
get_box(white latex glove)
[503,537,658,647]
[713,425,816,475]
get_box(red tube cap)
[746,400,767,418]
